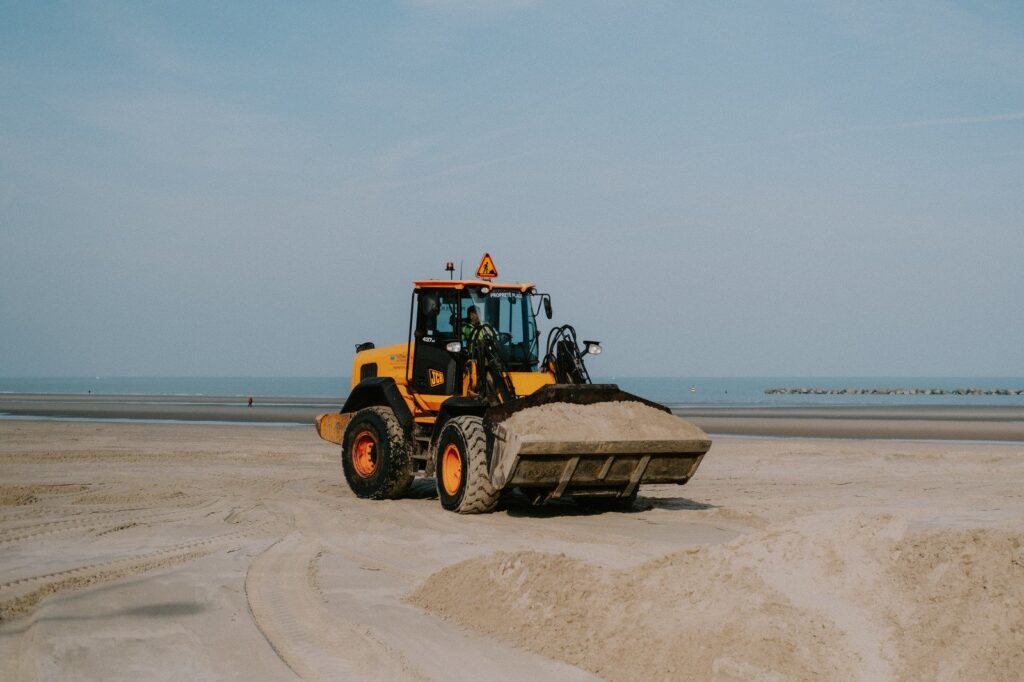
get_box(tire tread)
[343,406,414,500]
[448,416,499,514]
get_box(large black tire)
[341,406,414,500]
[435,416,499,514]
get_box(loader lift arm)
[466,323,516,406]
[543,324,592,385]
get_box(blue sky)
[1,1,1022,376]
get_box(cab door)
[410,289,460,396]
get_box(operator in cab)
[461,305,481,344]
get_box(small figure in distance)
[461,306,481,344]
[248,397,253,408]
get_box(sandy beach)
[1,419,1021,680]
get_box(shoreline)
[670,405,1024,441]
[2,393,1023,441]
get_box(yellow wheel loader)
[316,261,711,513]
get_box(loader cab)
[409,281,541,396]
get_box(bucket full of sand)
[484,385,711,501]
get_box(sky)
[1,1,1022,377]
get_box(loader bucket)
[485,385,711,502]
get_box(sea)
[2,376,1024,408]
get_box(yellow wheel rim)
[352,431,378,477]
[441,444,463,496]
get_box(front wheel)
[341,406,414,499]
[435,416,499,514]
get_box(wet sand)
[675,405,1024,441]
[0,393,332,424]
[3,393,1023,441]
[1,420,1021,680]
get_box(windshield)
[461,289,538,369]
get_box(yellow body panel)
[509,371,555,395]
[414,279,534,292]
[412,393,449,413]
[351,343,409,390]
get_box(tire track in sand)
[244,531,427,682]
[0,519,277,623]
[252,482,599,682]
[0,500,218,547]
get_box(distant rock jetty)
[765,387,1024,396]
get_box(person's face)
[469,309,479,325]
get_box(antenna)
[459,260,463,278]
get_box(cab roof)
[414,279,535,292]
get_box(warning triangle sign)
[476,253,498,279]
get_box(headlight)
[445,341,462,353]
[584,341,602,355]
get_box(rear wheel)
[342,406,414,499]
[435,416,499,514]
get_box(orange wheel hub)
[441,444,463,496]
[351,431,379,477]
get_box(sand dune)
[413,515,1024,680]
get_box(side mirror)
[543,295,553,319]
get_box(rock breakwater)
[765,387,1024,396]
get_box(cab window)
[416,290,459,340]
[461,288,538,368]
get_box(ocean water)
[3,376,1024,407]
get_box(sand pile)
[500,401,708,441]
[411,512,1024,681]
